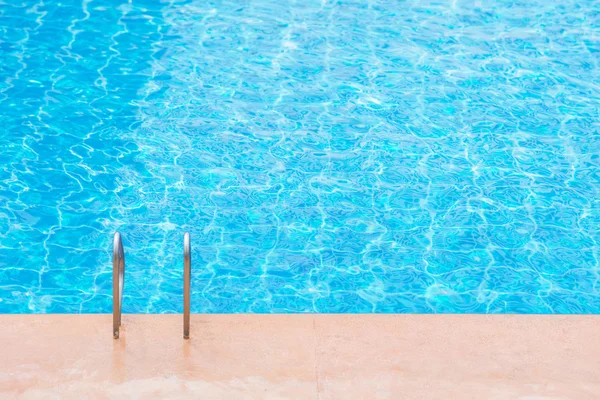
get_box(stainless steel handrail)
[113,232,125,339]
[183,232,191,339]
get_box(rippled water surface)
[1,0,599,313]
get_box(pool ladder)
[112,232,191,339]
[112,233,125,339]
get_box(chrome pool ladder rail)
[183,232,191,339]
[113,232,125,339]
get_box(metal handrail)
[183,232,191,339]
[113,232,125,339]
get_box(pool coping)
[1,314,599,399]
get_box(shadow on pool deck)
[0,315,599,399]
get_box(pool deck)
[0,315,598,399]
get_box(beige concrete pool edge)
[0,315,598,399]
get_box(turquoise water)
[1,0,599,313]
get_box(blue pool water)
[1,0,599,313]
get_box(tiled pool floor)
[1,315,598,399]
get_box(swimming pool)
[1,0,598,313]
